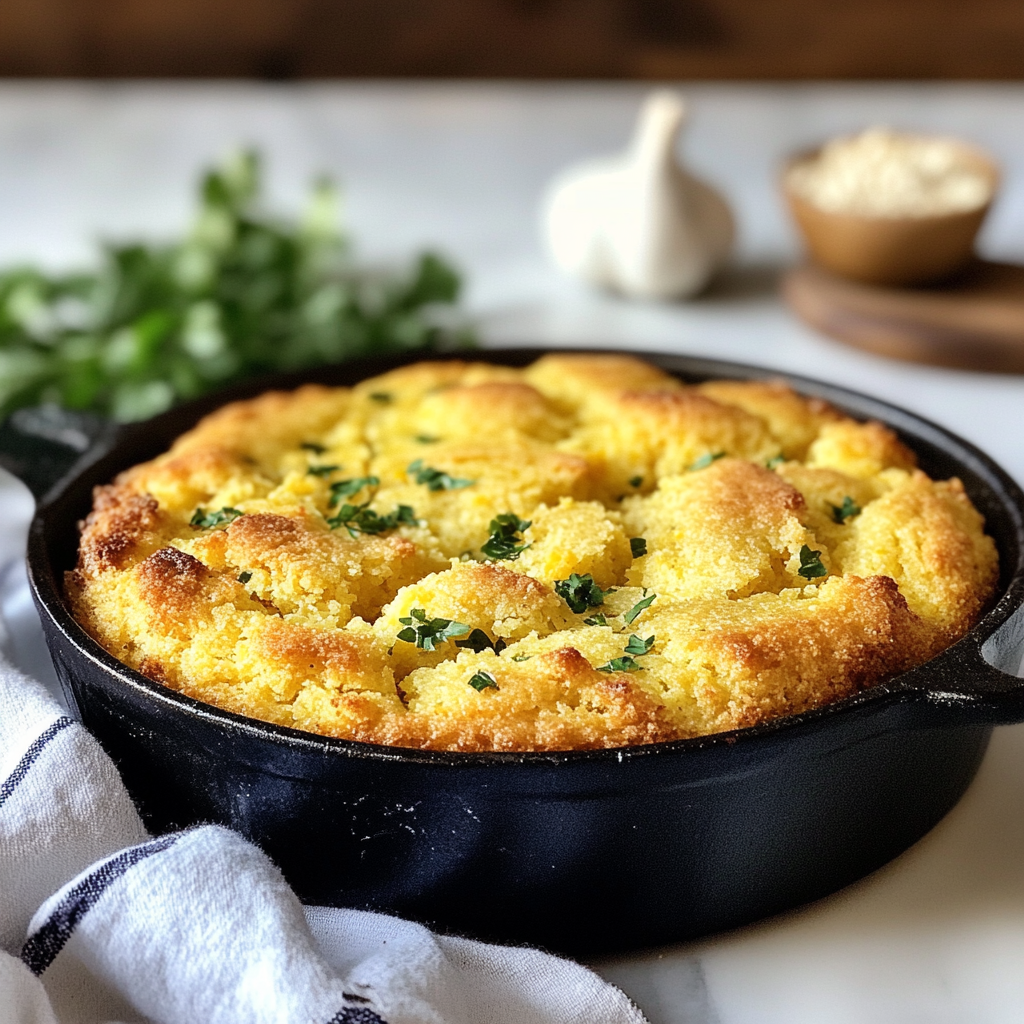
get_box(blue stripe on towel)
[21,832,182,975]
[0,716,75,810]
[326,1008,388,1024]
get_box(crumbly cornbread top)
[68,354,998,752]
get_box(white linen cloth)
[0,466,645,1024]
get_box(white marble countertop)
[2,82,1023,1024]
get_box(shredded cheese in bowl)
[786,128,994,218]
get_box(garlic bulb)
[542,91,735,300]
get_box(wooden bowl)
[783,143,999,287]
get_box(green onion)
[797,545,828,579]
[190,507,242,529]
[396,609,471,651]
[554,573,607,614]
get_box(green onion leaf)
[623,634,655,656]
[829,496,862,524]
[797,545,828,579]
[396,608,471,651]
[623,590,657,626]
[407,458,475,491]
[468,670,499,692]
[554,573,607,614]
[480,513,532,561]
[688,451,726,472]
[630,537,647,558]
[597,656,643,673]
[307,464,340,477]
[583,614,608,627]
[328,476,379,506]
[190,507,243,529]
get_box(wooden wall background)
[2,0,1023,79]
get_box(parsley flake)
[300,442,327,454]
[554,573,607,614]
[766,455,785,470]
[630,537,647,558]
[623,634,655,656]
[623,590,657,626]
[480,513,532,561]
[583,613,608,627]
[456,629,507,654]
[307,464,340,477]
[511,653,532,662]
[688,451,726,472]
[797,545,828,579]
[237,571,252,585]
[369,392,393,404]
[415,435,440,444]
[328,476,380,506]
[396,609,471,651]
[830,496,862,524]
[407,459,475,491]
[629,476,644,488]
[190,507,243,529]
[468,670,499,692]
[328,502,417,537]
[597,656,643,673]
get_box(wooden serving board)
[782,260,1024,373]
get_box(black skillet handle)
[903,594,1024,726]
[0,406,120,502]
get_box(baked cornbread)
[67,354,999,752]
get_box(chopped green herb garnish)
[237,571,252,585]
[480,513,532,561]
[307,464,340,477]
[629,476,643,488]
[407,459,475,491]
[766,455,785,470]
[830,496,862,524]
[415,435,440,444]
[797,545,828,579]
[328,502,417,537]
[369,391,392,404]
[623,590,657,626]
[688,451,726,472]
[597,656,643,673]
[630,537,647,558]
[468,670,499,692]
[583,614,608,627]
[190,507,243,529]
[396,608,471,651]
[511,653,532,662]
[554,573,607,614]
[328,476,380,506]
[623,634,655,656]
[301,442,327,454]
[456,629,507,654]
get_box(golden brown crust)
[68,354,999,752]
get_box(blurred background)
[2,0,1023,79]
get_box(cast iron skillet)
[17,349,1024,956]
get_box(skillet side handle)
[910,599,1024,726]
[0,407,119,502]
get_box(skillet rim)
[26,347,1024,769]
